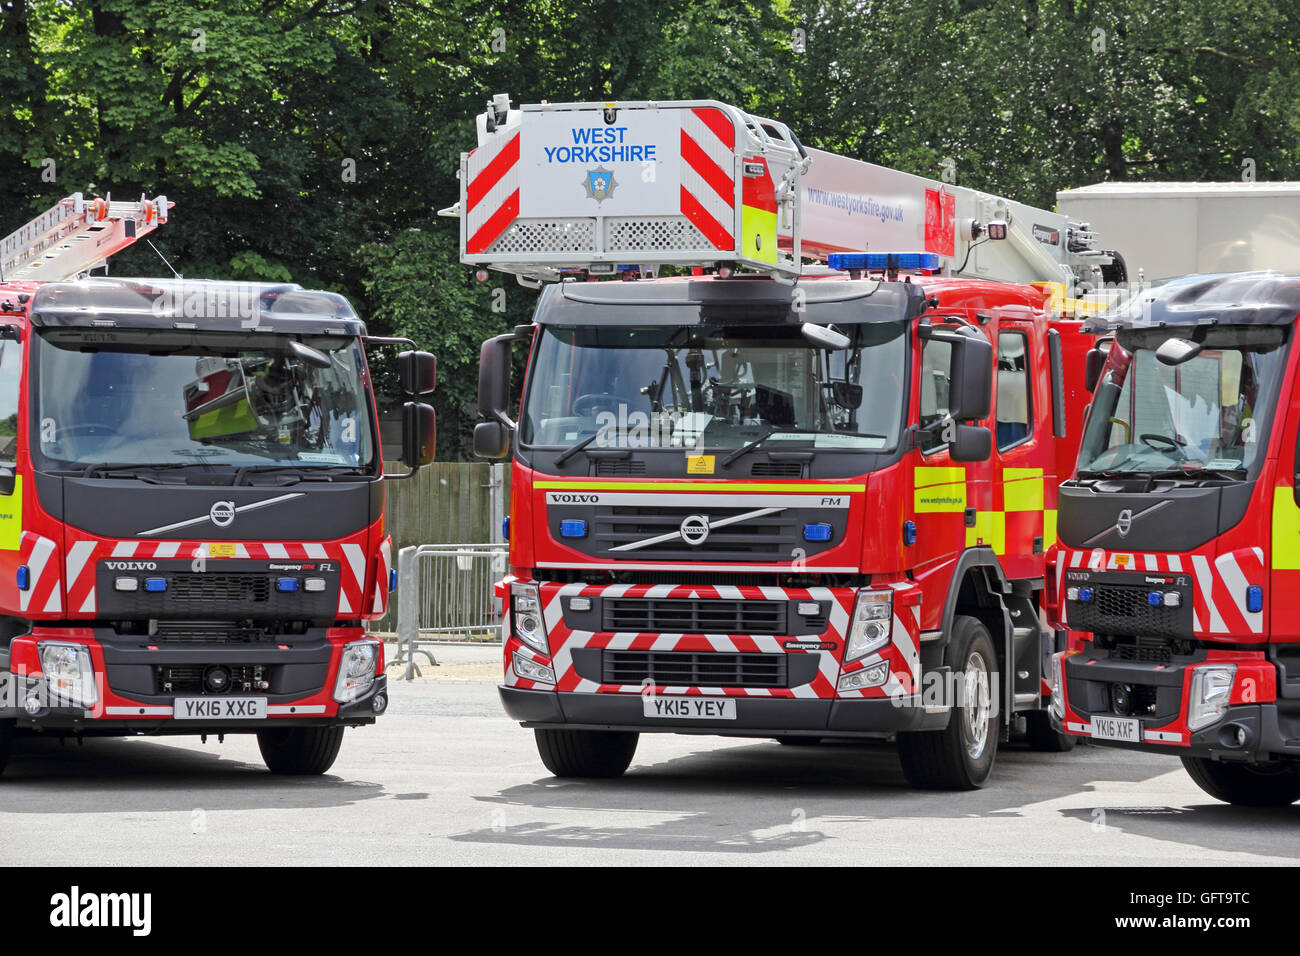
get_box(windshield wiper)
[722,429,777,468]
[78,461,211,480]
[234,464,369,485]
[554,431,602,467]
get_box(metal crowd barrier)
[388,543,508,680]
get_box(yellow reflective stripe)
[741,205,778,266]
[0,475,20,551]
[533,480,864,493]
[965,510,1006,554]
[1004,467,1044,512]
[1272,486,1300,570]
[1044,508,1058,547]
[914,466,967,513]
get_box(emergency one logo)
[209,500,236,528]
[583,167,617,203]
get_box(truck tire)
[897,615,999,790]
[0,719,12,778]
[535,728,638,778]
[1025,711,1076,752]
[1181,756,1300,806]
[257,726,345,775]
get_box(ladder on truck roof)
[444,94,1111,293]
[0,192,171,283]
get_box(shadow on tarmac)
[449,736,1172,855]
[1,734,385,813]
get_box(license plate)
[642,696,736,720]
[1090,714,1140,742]
[174,697,268,720]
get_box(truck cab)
[1051,271,1300,805]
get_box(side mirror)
[1156,336,1203,366]
[478,333,514,421]
[949,423,992,463]
[1084,347,1107,392]
[289,341,332,369]
[398,350,437,395]
[0,466,14,496]
[474,420,510,459]
[401,402,436,469]
[948,333,992,421]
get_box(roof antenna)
[147,239,182,279]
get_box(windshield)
[520,321,908,451]
[1076,326,1289,477]
[33,329,375,471]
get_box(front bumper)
[1055,648,1300,760]
[499,685,950,737]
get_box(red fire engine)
[455,95,1115,788]
[0,193,437,775]
[1052,272,1300,805]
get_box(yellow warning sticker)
[0,475,21,551]
[686,455,715,475]
[206,543,237,558]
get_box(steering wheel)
[572,393,621,416]
[1140,433,1190,457]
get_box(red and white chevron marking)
[1061,547,1265,636]
[18,532,61,614]
[464,130,521,255]
[679,107,736,249]
[58,539,369,619]
[371,536,392,616]
[501,582,922,700]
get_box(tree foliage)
[2,0,1297,457]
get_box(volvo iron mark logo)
[209,500,237,528]
[1116,508,1133,537]
[679,514,710,546]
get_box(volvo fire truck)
[458,95,1111,789]
[1051,271,1300,805]
[0,193,437,776]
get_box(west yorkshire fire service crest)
[583,167,617,203]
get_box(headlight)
[838,661,889,692]
[844,590,892,662]
[512,651,556,685]
[1049,651,1065,719]
[1187,664,1236,732]
[333,639,379,703]
[39,641,98,709]
[510,581,549,654]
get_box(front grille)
[1110,636,1174,664]
[595,505,799,560]
[603,597,785,634]
[149,622,277,645]
[155,663,267,694]
[1071,584,1185,638]
[602,650,787,688]
[168,574,271,607]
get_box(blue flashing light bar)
[144,577,168,592]
[828,252,940,272]
[560,519,588,538]
[803,523,833,542]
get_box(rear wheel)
[1025,711,1076,752]
[898,615,999,790]
[535,728,638,778]
[257,726,345,775]
[1181,756,1300,806]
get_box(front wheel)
[257,726,345,775]
[1181,756,1300,806]
[898,615,999,790]
[535,728,638,778]
[1025,711,1076,752]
